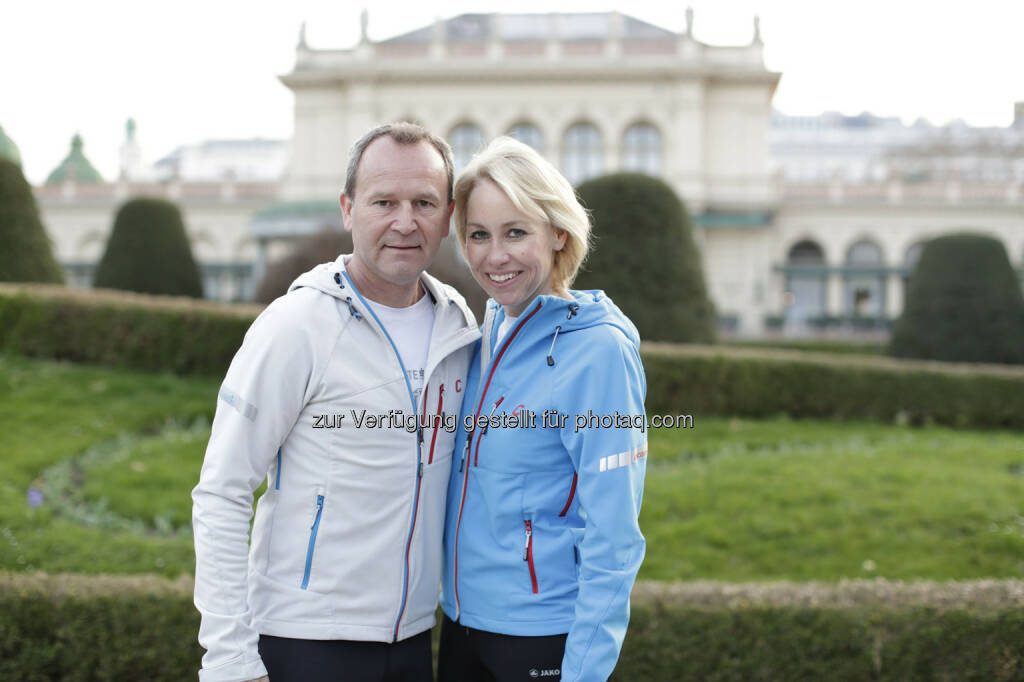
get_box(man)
[192,122,480,682]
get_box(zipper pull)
[523,520,532,561]
[312,495,324,529]
[418,424,424,443]
[418,461,423,478]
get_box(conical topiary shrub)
[575,173,716,342]
[0,159,64,283]
[890,233,1024,364]
[94,198,203,298]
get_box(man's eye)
[374,200,392,207]
[415,199,435,209]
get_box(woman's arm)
[556,328,647,682]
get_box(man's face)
[340,137,451,301]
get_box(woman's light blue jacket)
[441,290,647,682]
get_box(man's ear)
[340,192,354,233]
[443,201,454,237]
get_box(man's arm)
[192,301,317,682]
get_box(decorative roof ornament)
[0,124,21,167]
[359,8,369,44]
[685,5,694,36]
[752,14,762,44]
[126,118,137,143]
[298,20,308,48]
[45,133,104,184]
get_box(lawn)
[2,354,1022,581]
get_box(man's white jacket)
[192,256,480,682]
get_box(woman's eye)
[468,230,488,241]
[507,228,526,239]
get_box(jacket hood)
[288,254,476,329]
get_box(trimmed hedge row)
[4,285,1024,429]
[643,343,1024,430]
[0,284,257,376]
[2,573,1022,681]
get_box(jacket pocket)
[523,520,539,594]
[301,492,325,590]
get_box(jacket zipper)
[427,384,444,465]
[473,397,504,467]
[341,272,424,642]
[558,472,578,517]
[524,520,538,594]
[301,494,325,590]
[454,302,543,621]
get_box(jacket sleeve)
[556,328,647,682]
[191,299,319,682]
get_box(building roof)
[383,12,677,44]
[0,124,21,167]
[46,134,104,184]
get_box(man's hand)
[245,677,269,682]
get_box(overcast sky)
[5,0,1023,184]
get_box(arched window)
[621,123,662,176]
[561,123,603,186]
[507,122,544,153]
[784,240,826,325]
[844,240,885,318]
[448,123,485,171]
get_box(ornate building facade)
[25,10,1024,333]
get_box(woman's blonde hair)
[453,137,591,291]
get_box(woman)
[439,137,647,682]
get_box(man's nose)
[391,202,416,233]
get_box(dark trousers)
[258,630,434,682]
[437,614,567,682]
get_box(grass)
[2,354,1022,581]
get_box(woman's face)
[464,179,566,317]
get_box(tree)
[890,233,1024,364]
[94,198,203,298]
[0,159,64,284]
[255,230,486,319]
[575,173,716,343]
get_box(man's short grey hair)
[344,122,455,203]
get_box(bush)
[575,173,716,343]
[256,232,486,320]
[0,284,257,376]
[643,343,1024,430]
[4,286,1024,429]
[255,230,353,303]
[0,159,64,284]
[2,573,1022,682]
[94,198,203,298]
[891,234,1024,364]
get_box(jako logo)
[528,670,560,678]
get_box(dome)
[46,133,104,184]
[0,124,21,166]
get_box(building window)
[621,123,662,176]
[507,122,544,153]
[561,123,603,186]
[784,240,826,326]
[449,123,485,171]
[844,240,885,319]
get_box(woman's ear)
[553,227,568,252]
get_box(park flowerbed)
[2,573,1022,681]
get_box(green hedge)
[3,574,1022,681]
[0,284,257,376]
[4,286,1024,429]
[643,344,1024,430]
